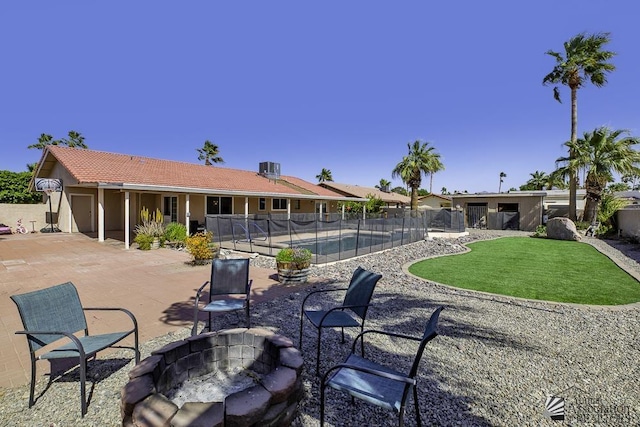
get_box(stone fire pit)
[121,328,304,427]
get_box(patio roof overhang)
[89,182,369,202]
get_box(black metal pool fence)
[204,209,464,264]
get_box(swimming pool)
[293,234,397,256]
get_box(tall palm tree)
[498,172,507,193]
[197,140,224,165]
[392,140,443,211]
[427,155,445,194]
[554,127,640,223]
[316,168,333,182]
[543,32,616,220]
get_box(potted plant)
[276,247,312,284]
[164,222,188,249]
[134,207,166,250]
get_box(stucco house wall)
[418,195,452,209]
[616,208,640,238]
[451,194,544,231]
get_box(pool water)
[295,234,396,256]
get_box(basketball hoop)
[34,179,62,233]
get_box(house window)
[163,196,178,222]
[272,198,287,211]
[259,198,266,211]
[207,196,233,215]
[294,200,301,210]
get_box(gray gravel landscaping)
[1,230,638,426]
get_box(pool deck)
[0,231,315,389]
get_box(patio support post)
[287,199,291,220]
[97,188,105,242]
[341,204,345,220]
[185,194,190,235]
[244,197,249,219]
[124,191,130,249]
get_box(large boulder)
[546,217,581,241]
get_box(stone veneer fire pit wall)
[121,328,304,427]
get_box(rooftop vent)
[259,161,281,180]
[380,185,390,193]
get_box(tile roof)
[418,194,452,201]
[319,182,411,204]
[39,146,355,199]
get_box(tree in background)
[197,140,224,165]
[0,171,42,204]
[364,193,385,214]
[520,170,550,191]
[543,32,616,220]
[554,127,640,223]
[390,186,408,196]
[498,172,507,193]
[375,178,391,190]
[441,187,449,195]
[621,172,640,190]
[608,182,630,192]
[316,168,333,182]
[392,140,443,211]
[28,131,88,150]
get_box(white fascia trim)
[94,182,367,202]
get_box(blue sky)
[2,1,639,194]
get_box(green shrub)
[574,221,590,230]
[532,225,546,238]
[165,222,187,242]
[134,233,154,250]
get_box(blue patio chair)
[192,258,252,336]
[10,282,140,417]
[320,306,445,427]
[299,266,382,375]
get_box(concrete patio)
[0,231,308,389]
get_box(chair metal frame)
[192,258,252,336]
[320,306,445,427]
[11,282,140,417]
[299,266,382,375]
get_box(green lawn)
[408,237,640,305]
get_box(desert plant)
[185,231,215,263]
[134,233,154,250]
[134,221,165,238]
[164,222,187,242]
[276,247,312,269]
[532,225,547,238]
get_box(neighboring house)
[451,189,590,231]
[615,191,640,206]
[538,189,586,218]
[317,182,411,207]
[417,194,452,209]
[31,146,365,248]
[451,192,546,231]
